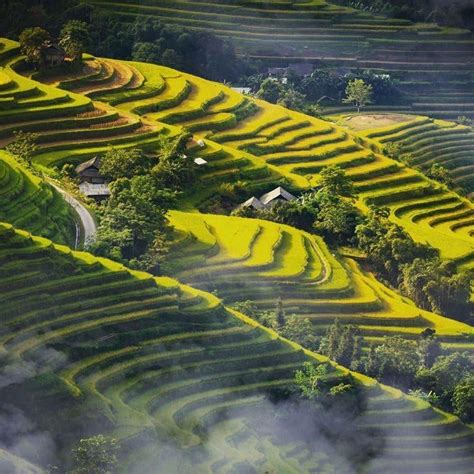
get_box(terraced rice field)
[167,211,473,352]
[350,115,474,195]
[76,56,474,282]
[0,150,74,244]
[1,222,473,472]
[0,44,170,170]
[90,0,474,120]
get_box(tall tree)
[342,79,373,113]
[19,27,50,67]
[60,20,90,62]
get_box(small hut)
[75,156,105,184]
[42,43,66,67]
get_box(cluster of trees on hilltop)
[245,69,402,116]
[1,1,256,82]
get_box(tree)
[70,435,119,474]
[277,88,306,111]
[60,20,90,62]
[100,148,152,181]
[452,376,474,422]
[400,258,470,320]
[416,352,473,402]
[295,362,329,400]
[89,175,176,261]
[312,191,361,245]
[417,335,442,369]
[281,315,318,350]
[5,130,39,166]
[426,163,453,187]
[19,27,50,66]
[274,297,286,330]
[256,78,284,104]
[152,133,195,189]
[319,165,355,197]
[370,336,420,387]
[342,79,373,113]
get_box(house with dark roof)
[42,43,66,67]
[75,156,105,184]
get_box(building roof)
[194,157,208,166]
[79,182,110,197]
[259,186,296,206]
[75,156,101,175]
[288,62,314,77]
[241,197,264,210]
[43,43,66,56]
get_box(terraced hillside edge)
[167,211,474,353]
[72,55,474,283]
[1,223,473,473]
[90,0,474,120]
[0,150,75,245]
[351,114,474,195]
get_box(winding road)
[51,183,97,248]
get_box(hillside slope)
[0,223,473,473]
[167,211,473,352]
[2,38,473,290]
[0,150,75,245]
[90,0,474,120]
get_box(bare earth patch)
[341,113,415,131]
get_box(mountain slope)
[89,0,474,120]
[0,223,473,473]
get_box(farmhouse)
[240,186,296,210]
[42,43,66,67]
[76,156,110,200]
[79,182,110,201]
[75,156,105,184]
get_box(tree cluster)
[250,69,401,114]
[320,320,474,422]
[356,207,471,322]
[87,134,196,272]
[235,165,362,246]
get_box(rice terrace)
[0,1,473,473]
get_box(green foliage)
[89,174,175,263]
[70,435,119,474]
[281,315,319,350]
[256,78,284,104]
[274,297,286,330]
[323,320,361,368]
[383,142,403,161]
[452,376,474,422]
[342,79,373,113]
[365,336,420,386]
[319,165,355,197]
[426,163,453,187]
[356,207,437,283]
[295,362,329,400]
[59,20,90,62]
[312,191,361,245]
[400,258,471,321]
[5,130,39,167]
[100,147,152,180]
[19,27,51,66]
[416,352,473,400]
[152,133,195,189]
